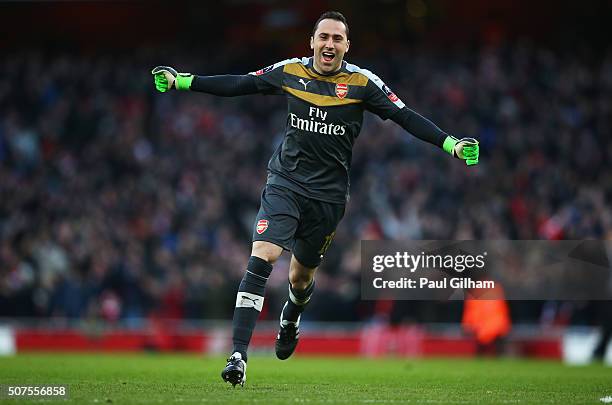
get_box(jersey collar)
[307,57,347,77]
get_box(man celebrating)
[152,11,478,387]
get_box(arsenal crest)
[256,219,269,234]
[335,83,348,99]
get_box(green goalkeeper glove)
[443,136,479,166]
[151,66,194,92]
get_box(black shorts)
[252,184,345,268]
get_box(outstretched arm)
[152,66,259,96]
[389,107,479,165]
[389,107,447,148]
[191,75,259,96]
[361,69,479,165]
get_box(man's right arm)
[190,75,259,96]
[152,66,260,96]
[152,61,290,96]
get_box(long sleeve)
[389,107,447,148]
[357,67,448,149]
[190,74,260,96]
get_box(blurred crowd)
[1,42,611,326]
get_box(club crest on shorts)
[335,83,348,99]
[256,219,269,234]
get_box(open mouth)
[321,51,335,63]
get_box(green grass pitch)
[1,353,611,404]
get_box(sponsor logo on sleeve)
[256,219,269,234]
[335,83,348,99]
[382,84,399,102]
[255,65,274,76]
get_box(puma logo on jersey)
[298,78,311,90]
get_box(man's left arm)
[389,108,479,165]
[362,71,479,165]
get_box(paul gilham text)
[373,277,495,289]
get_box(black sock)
[282,280,315,323]
[231,256,272,362]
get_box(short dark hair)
[312,11,349,39]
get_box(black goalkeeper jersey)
[249,57,407,204]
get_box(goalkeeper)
[152,10,479,387]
